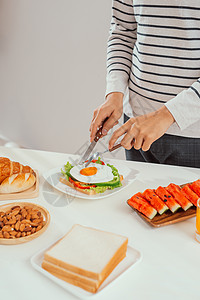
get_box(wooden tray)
[0,170,39,201]
[0,202,50,244]
[127,203,196,228]
[127,183,197,227]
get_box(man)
[90,0,200,168]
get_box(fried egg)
[70,162,114,183]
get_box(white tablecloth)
[0,147,200,300]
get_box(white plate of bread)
[0,157,39,200]
[31,224,142,298]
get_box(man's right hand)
[89,92,124,142]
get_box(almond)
[16,232,21,238]
[6,214,12,220]
[31,213,39,219]
[2,225,12,232]
[22,211,27,218]
[10,230,17,236]
[11,209,20,216]
[26,214,31,220]
[36,225,42,231]
[3,231,10,238]
[3,216,8,223]
[21,232,26,237]
[11,206,20,211]
[31,227,36,233]
[30,221,39,226]
[21,219,31,224]
[6,217,16,225]
[24,206,30,210]
[24,226,32,232]
[19,224,25,232]
[15,221,20,231]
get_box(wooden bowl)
[0,202,50,245]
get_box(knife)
[77,127,103,165]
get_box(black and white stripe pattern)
[106,0,200,137]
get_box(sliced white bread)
[44,268,97,293]
[42,259,99,289]
[42,246,126,293]
[43,224,128,282]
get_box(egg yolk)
[80,167,98,176]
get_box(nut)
[2,225,12,232]
[36,225,42,232]
[3,231,10,238]
[31,227,36,234]
[11,209,20,216]
[10,230,17,236]
[15,221,20,231]
[24,226,32,232]
[11,206,20,211]
[6,217,16,225]
[16,232,21,238]
[19,224,25,232]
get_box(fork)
[85,143,121,167]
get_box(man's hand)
[109,106,175,151]
[89,92,123,142]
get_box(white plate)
[31,242,142,299]
[43,160,138,200]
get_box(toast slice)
[60,175,123,195]
[59,177,96,195]
[42,249,126,293]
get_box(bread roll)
[0,173,36,194]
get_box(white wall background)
[0,0,125,159]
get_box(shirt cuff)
[105,72,128,98]
[164,88,199,131]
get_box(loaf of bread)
[0,157,36,193]
[0,157,34,184]
[0,173,36,194]
[42,224,128,293]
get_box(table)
[1,146,200,300]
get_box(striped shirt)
[106,0,200,138]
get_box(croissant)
[0,157,34,184]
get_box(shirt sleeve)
[165,79,200,130]
[105,0,137,97]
